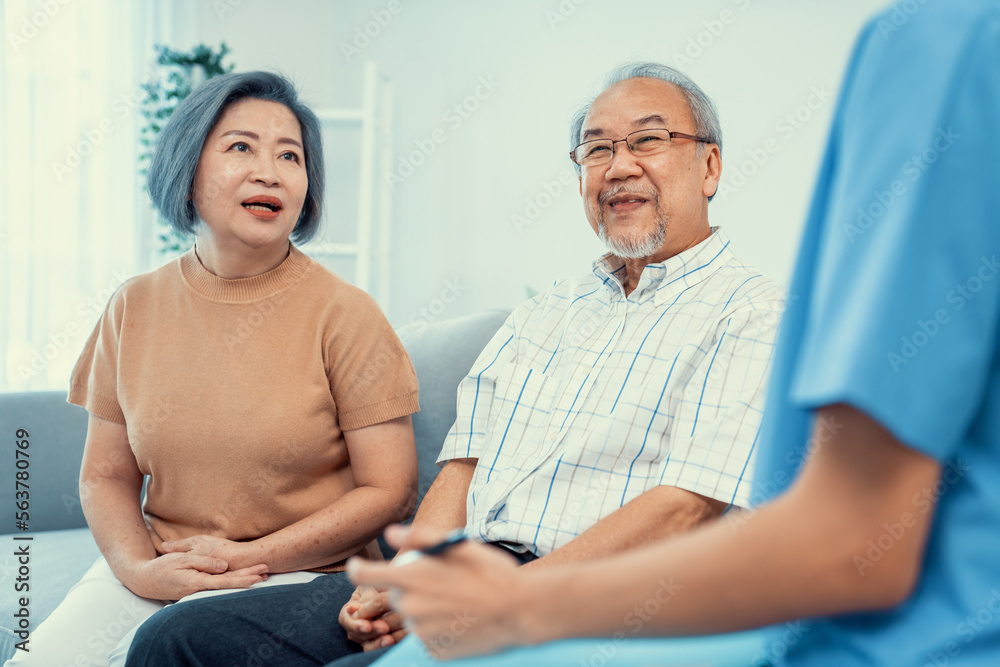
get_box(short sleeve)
[436,311,518,463]
[661,293,784,508]
[325,291,419,431]
[67,286,127,423]
[787,15,1000,461]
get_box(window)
[1,0,151,392]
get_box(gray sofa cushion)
[0,391,90,532]
[0,528,101,655]
[399,309,510,505]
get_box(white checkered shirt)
[438,228,785,556]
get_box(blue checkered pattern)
[438,229,785,556]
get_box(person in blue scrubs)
[349,1,1000,665]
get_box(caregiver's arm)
[529,403,941,639]
[164,415,418,573]
[351,403,942,658]
[80,415,268,600]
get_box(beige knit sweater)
[69,245,418,568]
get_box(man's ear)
[702,145,722,198]
[579,176,583,197]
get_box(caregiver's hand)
[348,525,522,660]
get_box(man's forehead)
[582,114,672,139]
[582,78,690,136]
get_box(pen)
[392,529,467,567]
[419,528,467,556]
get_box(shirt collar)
[591,227,735,304]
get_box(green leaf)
[138,41,235,254]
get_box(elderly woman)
[6,71,419,666]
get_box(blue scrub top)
[753,0,1000,664]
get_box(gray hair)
[569,62,722,197]
[147,71,325,244]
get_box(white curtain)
[1,0,159,392]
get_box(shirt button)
[548,429,559,442]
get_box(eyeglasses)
[570,128,713,167]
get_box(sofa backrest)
[397,308,510,508]
[0,309,510,534]
[0,390,90,532]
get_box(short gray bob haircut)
[569,62,723,186]
[147,70,324,244]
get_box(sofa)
[0,309,512,663]
[0,307,769,666]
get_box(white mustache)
[598,185,659,206]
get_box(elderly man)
[124,62,784,667]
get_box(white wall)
[158,0,887,325]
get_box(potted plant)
[139,43,234,254]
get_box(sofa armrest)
[0,391,90,534]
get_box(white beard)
[594,184,667,259]
[598,210,668,259]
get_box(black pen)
[419,529,467,556]
[393,529,467,566]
